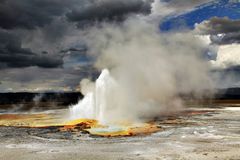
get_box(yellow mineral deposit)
[0,113,161,137]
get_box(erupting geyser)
[69,4,214,126]
[70,69,118,124]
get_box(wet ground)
[0,105,239,160]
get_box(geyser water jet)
[70,69,118,124]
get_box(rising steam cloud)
[71,0,213,124]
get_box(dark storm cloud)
[210,32,240,45]
[196,17,240,34]
[0,0,152,69]
[0,0,76,69]
[66,0,151,26]
[162,0,212,9]
[196,17,240,44]
[0,0,73,30]
[0,30,63,68]
[0,0,153,30]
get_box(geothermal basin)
[0,104,239,160]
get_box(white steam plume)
[70,1,213,124]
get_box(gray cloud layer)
[196,17,240,45]
[196,17,240,34]
[0,0,151,30]
[0,0,72,30]
[165,0,211,8]
[0,29,63,68]
[210,32,240,45]
[67,0,151,27]
[0,0,152,69]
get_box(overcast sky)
[0,0,239,92]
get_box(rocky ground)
[0,106,239,160]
